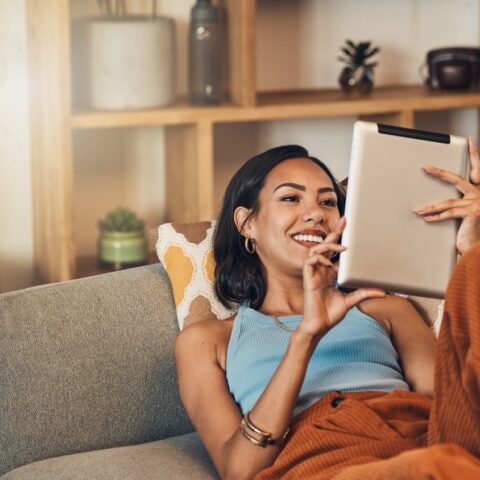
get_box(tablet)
[337,121,468,298]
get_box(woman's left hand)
[414,137,480,256]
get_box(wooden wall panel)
[165,122,215,222]
[26,0,75,282]
[225,0,256,106]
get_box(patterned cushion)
[155,221,237,330]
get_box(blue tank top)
[226,305,409,416]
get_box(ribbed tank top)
[226,305,409,416]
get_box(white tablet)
[337,121,468,298]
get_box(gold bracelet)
[240,411,289,448]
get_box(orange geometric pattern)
[155,221,237,330]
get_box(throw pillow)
[407,296,444,338]
[155,221,237,330]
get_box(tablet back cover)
[337,121,467,298]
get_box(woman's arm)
[361,295,436,397]
[175,319,321,480]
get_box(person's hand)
[299,217,385,338]
[414,137,480,256]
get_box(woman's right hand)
[299,217,385,338]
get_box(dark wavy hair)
[214,145,346,310]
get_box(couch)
[0,247,443,480]
[0,263,218,479]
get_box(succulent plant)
[98,207,145,233]
[338,40,380,70]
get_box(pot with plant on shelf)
[338,40,380,95]
[98,207,148,271]
[74,0,176,110]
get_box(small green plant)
[337,40,380,70]
[98,207,145,233]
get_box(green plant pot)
[98,231,148,270]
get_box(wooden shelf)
[71,99,240,129]
[26,0,480,285]
[72,85,480,130]
[257,85,480,117]
[76,251,158,279]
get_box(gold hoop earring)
[245,237,256,254]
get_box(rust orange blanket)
[255,244,480,479]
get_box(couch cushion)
[1,432,218,480]
[0,264,194,476]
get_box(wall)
[255,0,480,179]
[1,0,479,291]
[0,0,34,292]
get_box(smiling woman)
[175,144,480,480]
[273,180,339,248]
[214,146,346,311]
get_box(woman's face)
[241,157,341,277]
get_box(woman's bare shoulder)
[175,316,236,369]
[357,294,414,334]
[177,316,235,341]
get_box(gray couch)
[0,264,218,479]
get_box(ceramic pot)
[98,231,148,270]
[339,66,374,95]
[77,16,176,109]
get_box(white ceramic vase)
[81,16,176,110]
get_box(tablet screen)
[337,121,467,298]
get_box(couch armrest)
[0,264,194,476]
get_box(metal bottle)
[188,0,222,105]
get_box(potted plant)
[98,207,148,270]
[337,40,380,95]
[74,0,176,110]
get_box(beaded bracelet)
[240,411,289,448]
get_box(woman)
[175,141,480,479]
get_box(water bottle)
[188,0,223,105]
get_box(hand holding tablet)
[414,137,480,257]
[337,121,468,298]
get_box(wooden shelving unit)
[76,252,159,280]
[72,86,480,128]
[26,0,480,284]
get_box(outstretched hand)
[414,137,480,256]
[299,217,385,338]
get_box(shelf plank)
[76,252,158,280]
[72,99,238,128]
[72,85,480,129]
[256,85,480,118]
